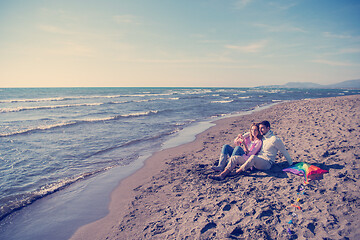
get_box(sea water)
[0,87,359,237]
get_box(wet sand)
[71,94,360,240]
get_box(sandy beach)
[71,95,360,240]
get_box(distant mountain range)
[257,79,360,89]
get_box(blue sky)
[0,0,359,87]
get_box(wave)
[133,97,180,103]
[0,122,79,137]
[169,89,212,96]
[0,97,67,103]
[0,110,161,137]
[115,110,159,118]
[1,97,181,113]
[0,126,181,221]
[211,100,234,103]
[125,93,174,97]
[0,89,212,104]
[0,103,103,113]
[84,128,180,160]
[0,165,115,222]
[0,95,124,103]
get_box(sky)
[0,0,360,88]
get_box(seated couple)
[209,120,293,181]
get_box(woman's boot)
[212,154,227,171]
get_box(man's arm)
[275,138,293,165]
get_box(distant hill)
[258,79,360,89]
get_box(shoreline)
[0,102,278,240]
[69,104,281,240]
[70,108,263,240]
[72,95,360,240]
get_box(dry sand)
[71,95,360,240]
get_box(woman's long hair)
[249,123,262,141]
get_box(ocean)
[0,87,359,238]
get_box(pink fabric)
[242,137,262,160]
[234,135,262,161]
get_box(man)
[209,120,293,180]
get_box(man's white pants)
[225,155,272,171]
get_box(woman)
[212,122,263,172]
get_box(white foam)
[0,95,123,103]
[211,100,234,103]
[0,103,103,113]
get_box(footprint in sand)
[229,226,244,238]
[222,204,231,211]
[200,222,217,234]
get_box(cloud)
[254,23,306,33]
[113,53,268,70]
[323,32,360,42]
[118,56,231,64]
[323,32,351,39]
[311,59,359,66]
[38,24,75,35]
[40,8,79,21]
[234,0,253,9]
[317,47,360,57]
[46,41,95,57]
[339,48,360,54]
[113,15,141,24]
[268,1,298,11]
[225,40,268,53]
